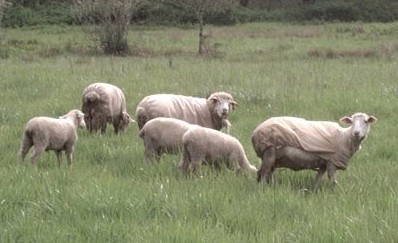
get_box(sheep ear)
[230,101,238,110]
[340,116,352,125]
[367,115,377,124]
[209,97,218,103]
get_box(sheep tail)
[84,91,100,103]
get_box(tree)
[0,0,11,25]
[74,0,142,55]
[163,0,238,55]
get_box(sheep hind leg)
[18,136,33,164]
[30,146,45,167]
[257,147,276,183]
[313,165,326,190]
[177,144,191,174]
[326,162,338,188]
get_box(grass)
[0,21,398,242]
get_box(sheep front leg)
[55,151,62,166]
[257,147,276,183]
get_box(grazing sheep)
[82,82,134,134]
[17,109,86,167]
[178,126,257,175]
[135,92,237,133]
[139,117,198,163]
[251,113,377,188]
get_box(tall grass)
[0,22,398,242]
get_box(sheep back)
[24,117,77,151]
[182,126,255,172]
[139,117,195,156]
[136,94,214,129]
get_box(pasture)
[0,22,397,242]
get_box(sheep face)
[117,112,135,132]
[340,113,377,142]
[207,92,237,119]
[60,110,86,129]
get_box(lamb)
[138,117,198,163]
[251,113,377,188]
[135,92,237,133]
[82,82,134,134]
[178,126,257,175]
[17,109,86,167]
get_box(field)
[0,22,398,242]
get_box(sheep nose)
[222,108,228,114]
[354,131,360,138]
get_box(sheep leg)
[313,165,326,190]
[18,136,33,164]
[190,159,202,175]
[30,146,45,167]
[112,118,120,134]
[100,117,107,134]
[326,162,337,187]
[55,151,62,166]
[178,144,191,173]
[257,147,276,183]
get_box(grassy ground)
[0,22,398,242]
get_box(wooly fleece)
[139,117,197,161]
[252,117,353,169]
[135,92,236,131]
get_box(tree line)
[1,0,398,28]
[1,0,397,56]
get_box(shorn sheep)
[251,113,377,188]
[135,92,237,133]
[178,126,257,175]
[138,117,197,163]
[82,82,134,134]
[17,109,86,167]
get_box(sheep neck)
[339,126,362,158]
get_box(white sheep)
[251,113,377,188]
[178,126,257,175]
[135,92,237,133]
[82,82,135,134]
[17,109,86,167]
[138,117,198,163]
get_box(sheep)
[251,113,377,188]
[135,92,237,133]
[17,109,86,167]
[178,126,257,175]
[82,82,134,134]
[138,117,198,163]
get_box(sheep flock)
[17,82,378,189]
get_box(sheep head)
[117,112,135,132]
[340,113,377,142]
[60,109,86,129]
[206,92,237,120]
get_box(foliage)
[73,0,141,55]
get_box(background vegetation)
[2,0,398,28]
[0,21,397,242]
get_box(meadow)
[0,22,398,242]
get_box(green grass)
[1,22,398,242]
